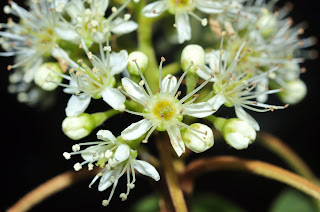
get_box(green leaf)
[191,193,247,212]
[130,195,160,212]
[269,188,317,212]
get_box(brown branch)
[181,156,320,201]
[7,169,99,212]
[257,132,316,180]
[157,134,189,212]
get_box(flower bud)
[62,111,116,140]
[181,123,214,153]
[181,44,205,73]
[214,117,256,150]
[62,113,96,140]
[34,62,63,91]
[127,51,148,75]
[256,8,277,38]
[278,79,307,104]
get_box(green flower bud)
[278,79,307,104]
[181,44,205,73]
[34,62,63,91]
[214,117,256,150]
[181,123,214,153]
[127,51,148,75]
[62,111,118,140]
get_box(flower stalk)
[181,156,320,201]
[157,134,188,212]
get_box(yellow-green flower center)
[153,100,177,121]
[167,0,194,14]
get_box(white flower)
[119,57,215,156]
[63,130,160,206]
[142,0,208,43]
[54,39,127,116]
[197,33,288,131]
[59,0,138,44]
[0,1,74,82]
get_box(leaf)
[269,188,317,212]
[130,195,159,212]
[191,193,247,212]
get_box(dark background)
[1,0,320,211]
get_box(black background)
[1,0,320,211]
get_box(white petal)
[81,146,101,162]
[133,159,160,181]
[109,50,129,75]
[235,105,260,131]
[97,130,116,143]
[196,65,215,82]
[183,102,214,118]
[225,133,250,150]
[142,1,168,17]
[98,168,121,191]
[65,94,91,117]
[167,125,185,157]
[101,87,126,110]
[121,77,149,103]
[63,80,78,94]
[161,74,177,94]
[175,12,191,44]
[111,18,138,35]
[196,0,225,14]
[121,119,153,140]
[114,144,131,163]
[207,94,226,111]
[93,0,109,15]
[55,22,80,42]
[65,0,84,19]
[23,58,42,83]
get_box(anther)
[161,56,166,62]
[63,152,71,160]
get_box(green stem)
[136,0,159,93]
[181,156,320,201]
[157,134,189,212]
[162,62,181,77]
[91,110,119,126]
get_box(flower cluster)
[1,0,315,207]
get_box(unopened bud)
[214,117,256,150]
[181,123,214,153]
[278,79,307,104]
[62,113,96,140]
[181,44,205,73]
[34,62,63,91]
[127,51,148,75]
[256,9,277,38]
